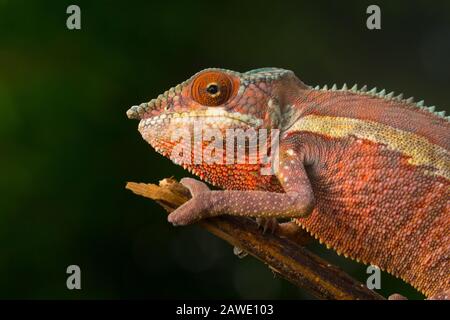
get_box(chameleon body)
[127,68,449,299]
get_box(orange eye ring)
[191,71,238,106]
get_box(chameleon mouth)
[138,108,262,129]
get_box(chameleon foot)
[257,218,311,246]
[277,221,311,245]
[233,246,248,259]
[256,217,278,234]
[167,178,211,226]
[388,293,408,300]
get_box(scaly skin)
[127,68,449,299]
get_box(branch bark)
[126,178,385,300]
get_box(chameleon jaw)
[138,108,263,129]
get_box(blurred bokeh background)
[0,0,449,299]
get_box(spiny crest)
[312,83,449,121]
[127,68,294,120]
[127,69,228,119]
[127,81,185,119]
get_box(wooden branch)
[126,178,385,300]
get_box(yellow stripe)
[288,115,450,180]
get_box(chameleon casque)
[127,68,449,299]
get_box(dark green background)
[0,0,448,299]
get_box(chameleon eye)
[206,83,219,95]
[191,71,238,106]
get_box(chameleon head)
[126,68,307,164]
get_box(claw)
[233,246,248,259]
[256,218,278,234]
[167,178,212,226]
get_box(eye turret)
[191,71,238,106]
